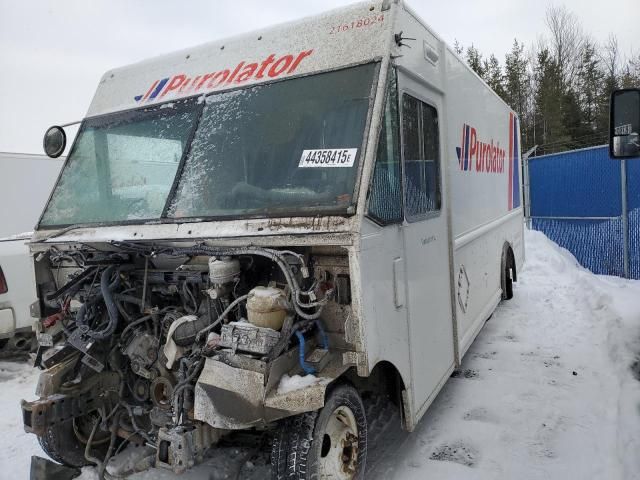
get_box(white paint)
[358,2,524,430]
[0,239,37,337]
[86,2,393,118]
[0,153,63,238]
[28,0,525,442]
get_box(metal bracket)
[22,372,119,436]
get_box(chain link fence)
[527,145,637,279]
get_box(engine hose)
[84,417,104,469]
[295,331,316,375]
[171,246,326,320]
[173,359,202,425]
[267,318,312,361]
[195,294,249,342]
[115,301,132,323]
[98,411,123,480]
[111,242,329,318]
[88,265,120,340]
[314,320,329,350]
[75,301,89,327]
[113,293,146,308]
[118,314,154,342]
[74,266,123,339]
[119,307,172,343]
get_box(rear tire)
[271,383,367,479]
[501,246,516,301]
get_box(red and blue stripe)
[508,113,520,210]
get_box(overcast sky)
[0,0,636,155]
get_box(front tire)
[38,414,111,468]
[271,383,368,480]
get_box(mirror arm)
[59,120,81,128]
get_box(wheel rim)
[318,405,359,479]
[73,412,110,446]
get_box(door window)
[367,72,402,224]
[402,94,441,220]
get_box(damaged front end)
[23,238,356,475]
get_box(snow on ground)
[369,230,640,479]
[0,356,44,476]
[2,229,640,479]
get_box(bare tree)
[545,5,584,89]
[601,34,620,81]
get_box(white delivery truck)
[22,1,523,478]
[0,152,64,349]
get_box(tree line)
[454,5,640,155]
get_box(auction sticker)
[299,148,358,168]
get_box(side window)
[367,72,402,224]
[402,94,441,219]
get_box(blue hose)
[314,320,329,350]
[295,331,316,375]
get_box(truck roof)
[87,1,395,118]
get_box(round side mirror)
[43,126,67,158]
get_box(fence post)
[522,146,537,230]
[621,158,629,279]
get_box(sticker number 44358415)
[298,148,358,168]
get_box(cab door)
[398,75,455,417]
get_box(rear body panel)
[0,237,36,337]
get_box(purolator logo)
[134,50,314,103]
[455,124,506,173]
[456,113,521,211]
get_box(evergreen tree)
[534,48,567,153]
[484,54,506,98]
[621,53,640,88]
[577,40,602,134]
[561,89,590,148]
[455,8,637,154]
[504,40,528,114]
[465,45,486,78]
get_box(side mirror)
[610,88,640,159]
[43,126,67,158]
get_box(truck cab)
[22,2,524,478]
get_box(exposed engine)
[22,242,347,475]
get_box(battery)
[219,322,280,355]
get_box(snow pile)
[277,374,322,395]
[0,359,44,477]
[370,230,640,479]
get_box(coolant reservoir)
[246,286,288,330]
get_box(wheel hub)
[319,405,359,479]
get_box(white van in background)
[0,152,63,348]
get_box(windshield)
[39,63,376,227]
[168,63,375,218]
[40,99,200,226]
